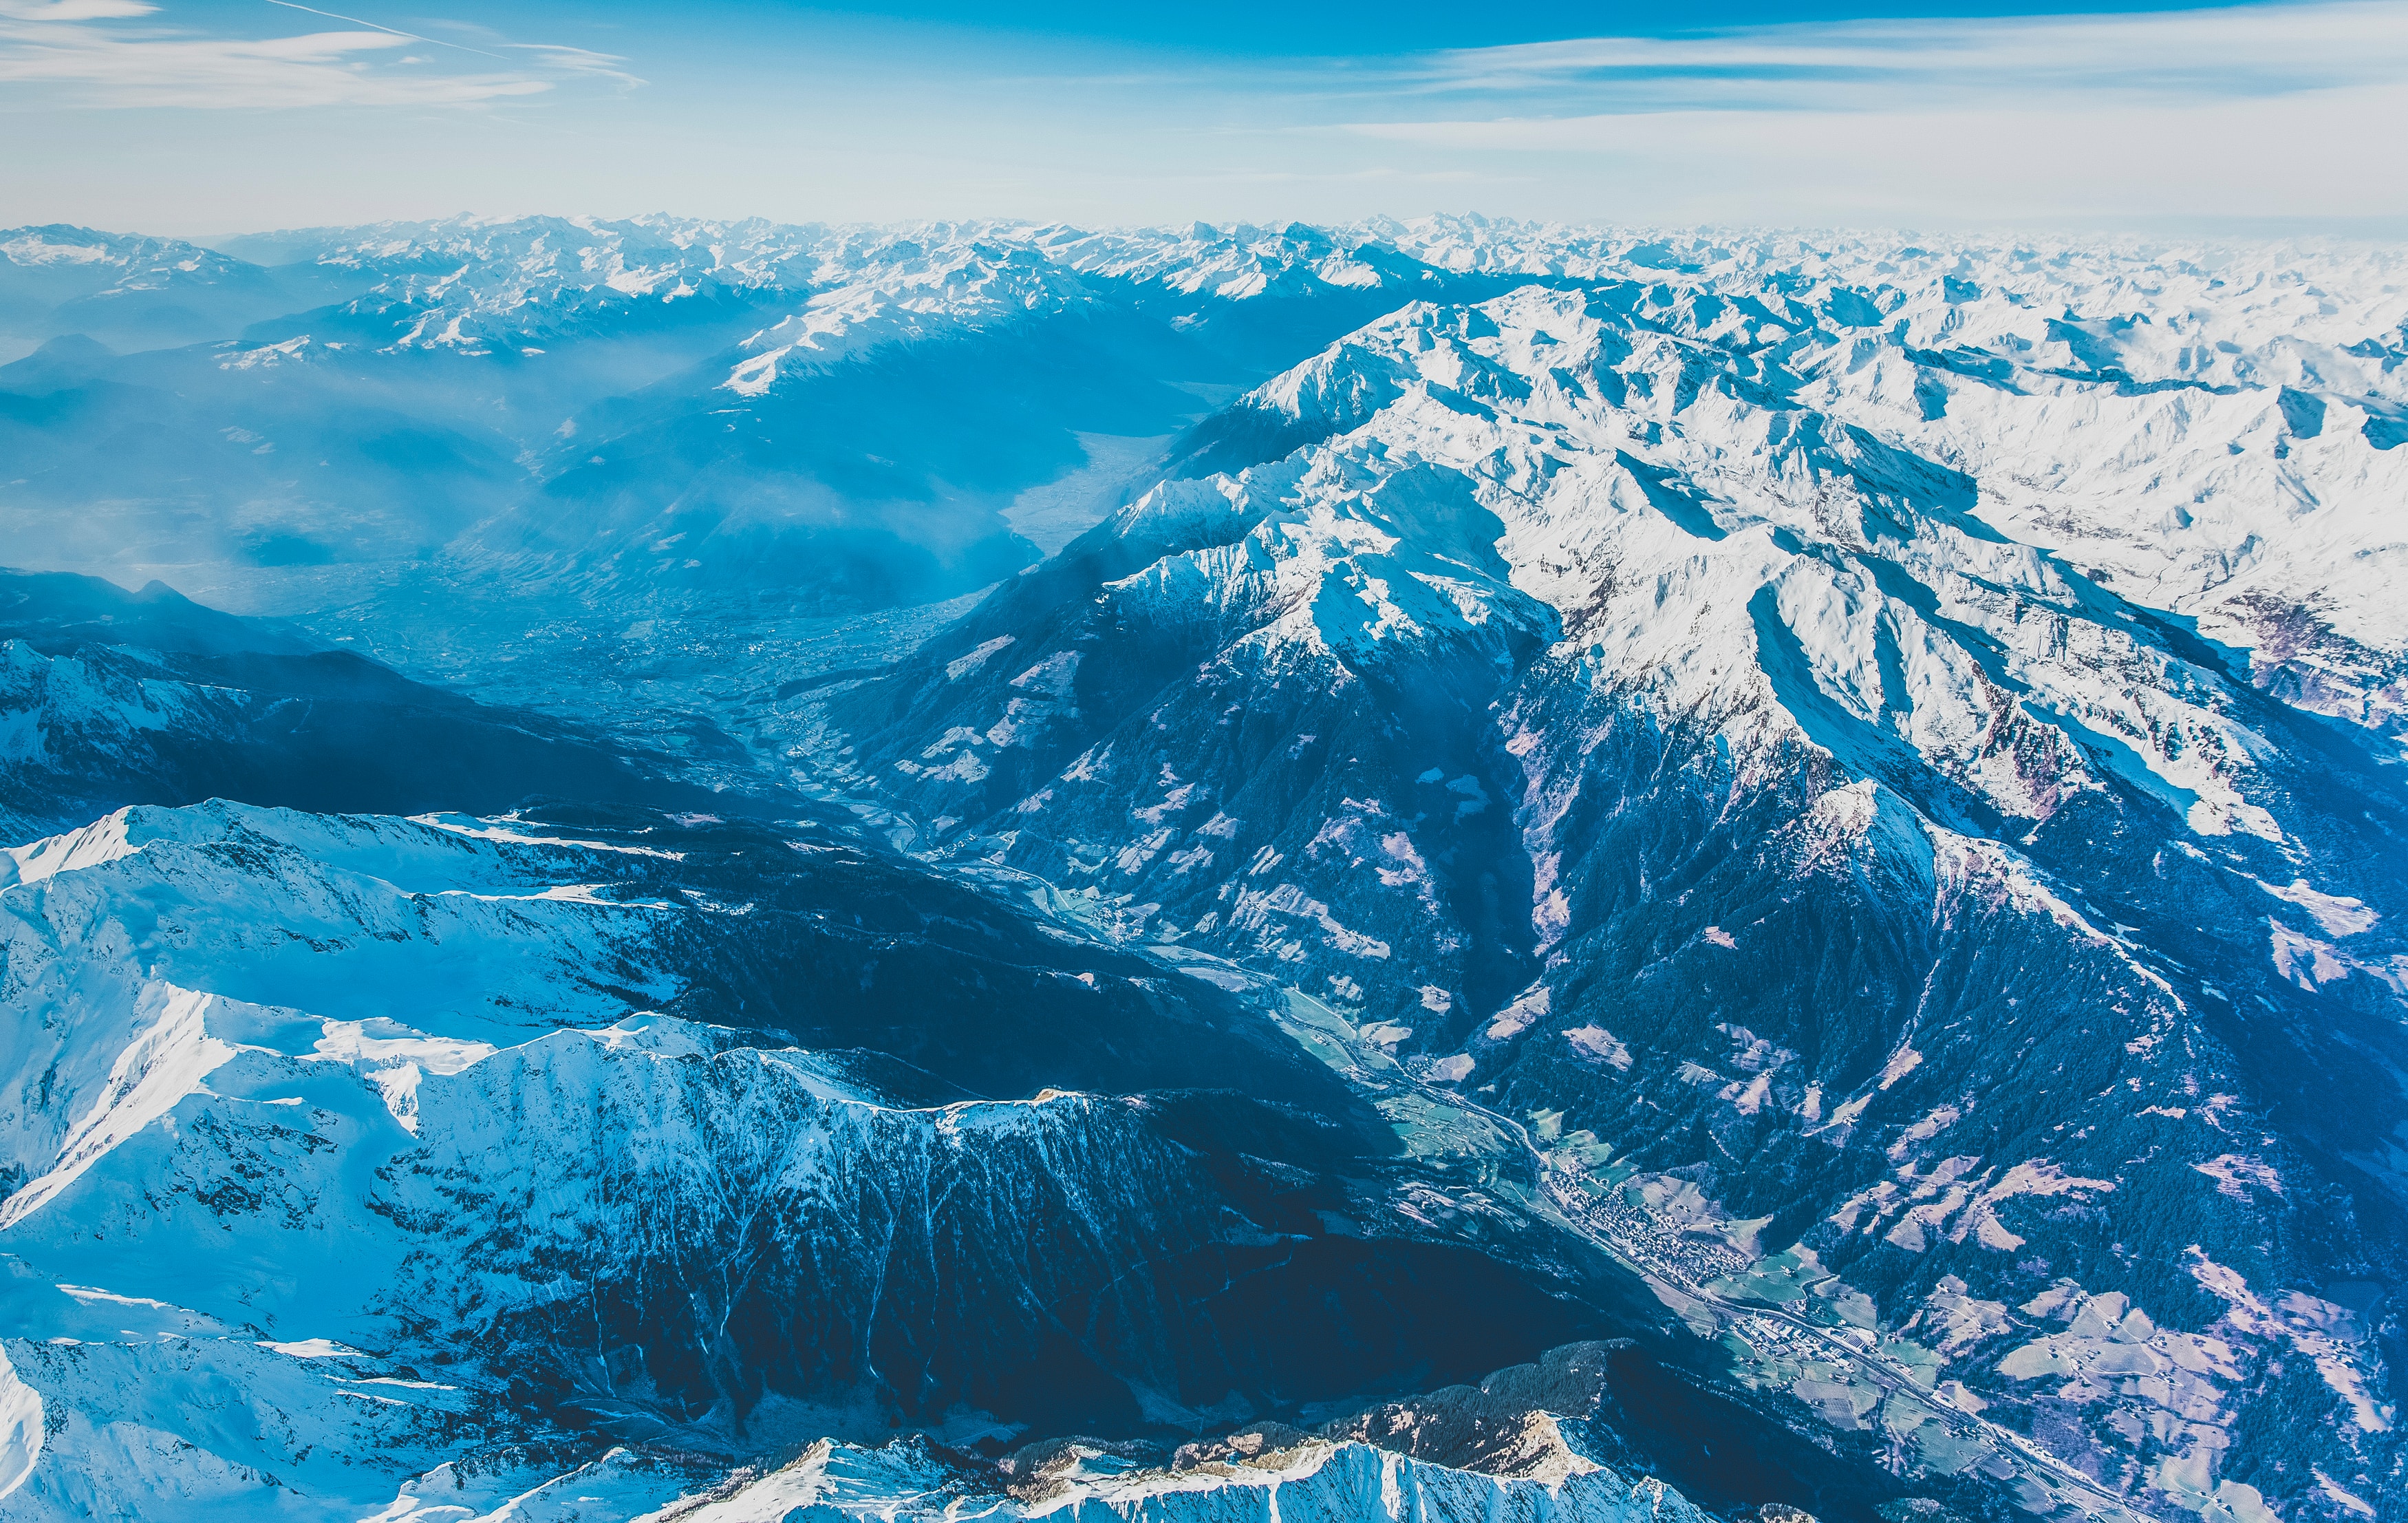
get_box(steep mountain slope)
[0,800,1901,1521]
[824,277,2408,1522]
[0,569,741,838]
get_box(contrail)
[262,0,515,63]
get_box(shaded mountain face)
[0,568,746,838]
[0,800,1886,1523]
[826,275,2408,1520]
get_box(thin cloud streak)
[1339,83,2408,223]
[1404,0,2408,104]
[0,1,157,18]
[0,0,641,108]
[974,3,2408,126]
[503,41,643,91]
[1301,0,2408,223]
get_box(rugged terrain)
[2,216,2405,1522]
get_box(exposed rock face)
[0,802,1729,1521]
[695,1428,1717,1523]
[827,273,2408,1518]
[985,1342,1828,1523]
[1320,1342,1624,1484]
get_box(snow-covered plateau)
[3,217,2407,1523]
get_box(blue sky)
[2,0,2402,235]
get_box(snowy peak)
[0,224,300,350]
[821,256,2407,1521]
[0,224,260,290]
[1195,277,2405,848]
[1137,281,2310,855]
[1038,217,1436,299]
[1110,453,1558,672]
[233,211,828,292]
[724,238,1098,395]
[0,797,1773,1521]
[305,214,821,353]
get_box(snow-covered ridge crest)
[0,807,142,888]
[1102,449,1558,671]
[724,239,1098,396]
[239,213,831,354]
[1307,284,2341,833]
[1031,217,1428,299]
[287,211,828,290]
[12,799,1668,1520]
[1036,280,2321,846]
[0,224,257,286]
[0,801,685,1204]
[1238,255,2408,669]
[0,807,913,1510]
[826,245,2407,1517]
[726,1431,1708,1523]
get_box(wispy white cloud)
[1329,3,2408,225]
[0,0,641,108]
[1395,0,2408,108]
[503,42,643,92]
[0,1,159,19]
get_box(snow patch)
[1564,1025,1633,1071]
[947,635,1015,681]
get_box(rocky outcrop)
[828,277,2408,1520]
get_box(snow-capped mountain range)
[3,215,2405,1523]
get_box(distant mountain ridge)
[5,217,2400,665]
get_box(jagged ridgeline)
[0,802,1877,1522]
[1,217,2405,1523]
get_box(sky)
[1,0,2403,235]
